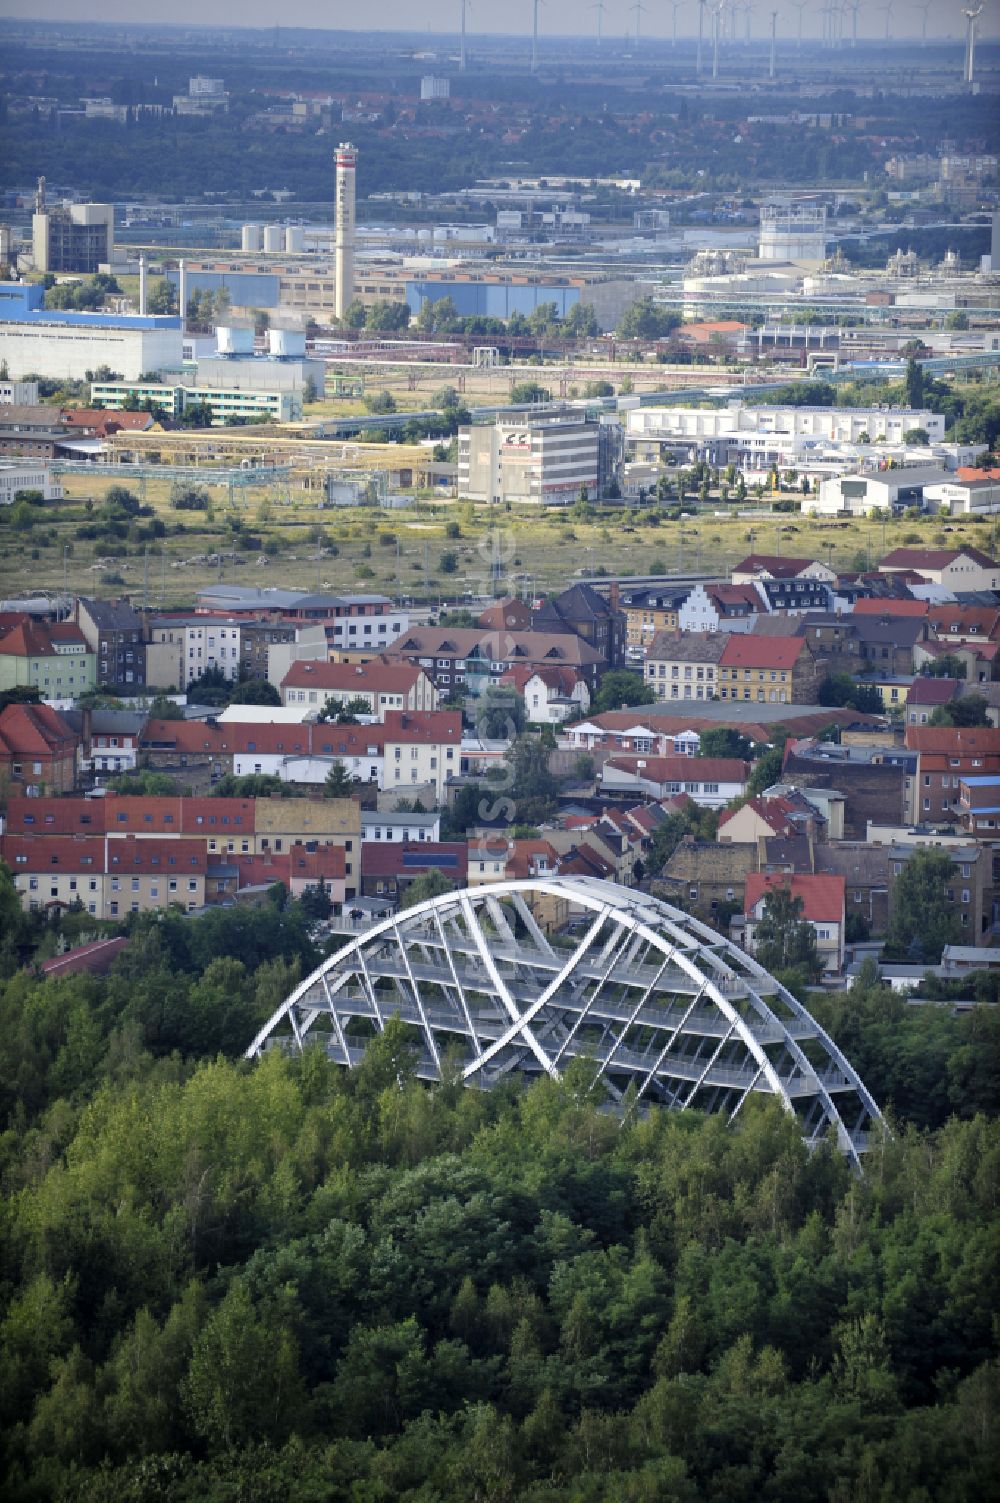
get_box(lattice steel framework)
[247,877,882,1167]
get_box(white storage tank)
[241,222,262,253]
[217,323,256,355]
[263,225,283,253]
[284,225,305,254]
[268,327,306,358]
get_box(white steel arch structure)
[247,877,882,1168]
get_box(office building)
[458,412,600,505]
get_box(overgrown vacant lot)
[2,473,995,606]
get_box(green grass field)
[2,466,994,610]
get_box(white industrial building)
[629,402,945,448]
[458,413,600,504]
[924,475,1000,516]
[0,462,63,506]
[0,317,183,383]
[807,466,952,516]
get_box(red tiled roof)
[362,841,469,879]
[905,726,1000,754]
[744,872,845,923]
[0,702,79,758]
[718,795,802,834]
[880,546,998,570]
[732,554,818,578]
[381,710,462,745]
[41,937,129,978]
[926,607,1000,639]
[0,833,104,871]
[281,660,425,693]
[906,678,961,706]
[0,620,88,657]
[604,754,749,782]
[706,583,763,611]
[719,636,805,669]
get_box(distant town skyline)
[6,1,997,44]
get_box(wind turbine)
[964,2,985,84]
[669,0,683,46]
[848,0,861,47]
[769,8,778,76]
[697,0,708,72]
[791,0,808,48]
[459,0,469,71]
[712,0,723,77]
[531,0,544,73]
[916,0,932,44]
[881,0,894,43]
[631,0,646,44]
[591,0,605,47]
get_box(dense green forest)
[1,868,998,1502]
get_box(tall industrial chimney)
[334,142,357,321]
[178,257,187,331]
[138,254,147,316]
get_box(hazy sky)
[1,0,991,43]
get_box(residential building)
[716,635,821,704]
[644,631,728,702]
[744,872,846,973]
[905,678,963,725]
[533,582,627,671]
[906,725,1000,823]
[653,839,757,925]
[361,810,441,844]
[887,842,991,947]
[924,606,1000,646]
[958,774,1000,837]
[384,626,605,694]
[620,584,691,652]
[147,616,244,691]
[361,842,468,904]
[382,710,462,800]
[0,619,96,698]
[677,583,764,634]
[0,702,79,792]
[878,546,1000,593]
[600,754,748,807]
[499,664,591,724]
[718,792,825,844]
[64,707,145,777]
[280,660,438,717]
[74,597,145,691]
[561,704,874,758]
[1,833,207,919]
[782,740,918,837]
[731,553,837,586]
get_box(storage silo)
[262,225,283,253]
[241,222,262,253]
[285,224,305,254]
